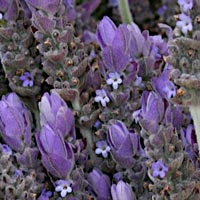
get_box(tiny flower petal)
[95,140,111,158]
[176,13,193,35]
[55,180,72,198]
[19,72,34,87]
[95,89,110,107]
[152,160,168,179]
[106,72,122,90]
[61,190,67,198]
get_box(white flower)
[95,89,110,107]
[176,13,192,35]
[106,72,122,90]
[55,180,72,198]
[95,140,111,158]
[178,0,193,12]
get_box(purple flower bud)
[139,91,165,134]
[111,180,136,200]
[39,92,75,140]
[96,16,117,48]
[36,124,75,179]
[0,0,19,21]
[107,120,139,168]
[15,147,39,168]
[152,66,176,100]
[25,0,62,15]
[127,22,145,57]
[87,168,111,200]
[38,189,52,200]
[0,93,32,152]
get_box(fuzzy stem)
[118,0,133,24]
[81,128,96,160]
[189,105,200,151]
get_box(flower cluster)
[0,0,200,199]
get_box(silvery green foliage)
[167,0,200,106]
[0,0,43,97]
[25,0,92,100]
[0,144,46,199]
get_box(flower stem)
[189,105,200,151]
[81,128,96,160]
[118,0,133,24]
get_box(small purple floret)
[19,72,34,87]
[152,160,168,179]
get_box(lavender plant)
[1,0,200,199]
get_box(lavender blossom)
[38,189,52,200]
[96,16,117,48]
[87,168,111,200]
[138,91,165,134]
[111,180,136,200]
[107,120,139,168]
[152,65,176,100]
[0,93,32,152]
[39,91,75,140]
[36,124,75,179]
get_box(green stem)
[189,105,200,151]
[72,95,81,111]
[118,0,133,24]
[81,128,96,160]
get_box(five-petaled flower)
[106,72,122,90]
[19,72,34,87]
[176,13,193,35]
[95,89,110,107]
[55,180,72,198]
[178,0,193,12]
[95,140,111,158]
[152,160,168,179]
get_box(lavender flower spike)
[39,91,75,140]
[87,168,111,200]
[111,180,136,200]
[0,93,32,152]
[36,124,75,179]
[96,16,117,48]
[107,120,139,168]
